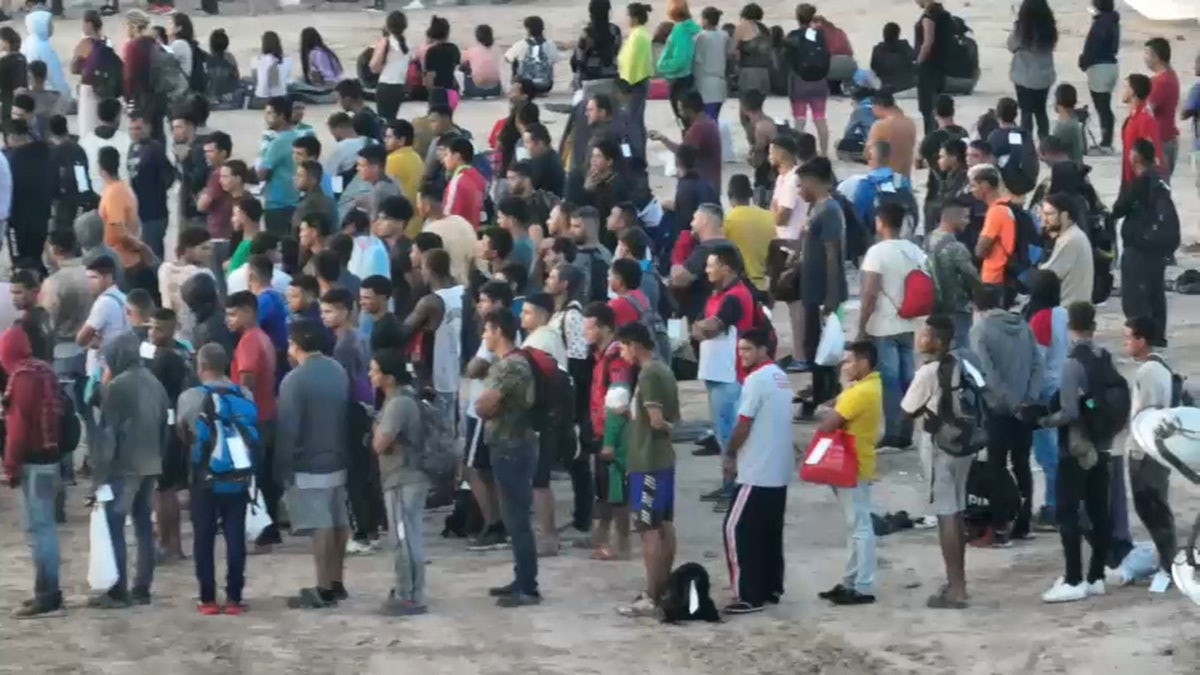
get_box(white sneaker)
[1105,567,1133,587]
[1086,580,1106,596]
[1042,578,1088,603]
[345,539,375,556]
[402,0,423,7]
[1149,570,1173,593]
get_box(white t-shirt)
[860,238,927,337]
[464,344,496,420]
[379,36,411,85]
[254,55,292,98]
[226,265,292,295]
[522,325,567,371]
[84,288,129,373]
[169,39,193,77]
[736,363,795,487]
[772,169,807,240]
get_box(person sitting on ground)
[461,24,502,99]
[299,27,343,88]
[869,22,916,94]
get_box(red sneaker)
[223,602,246,616]
[197,602,220,616]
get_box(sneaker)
[223,602,246,616]
[1149,570,1173,594]
[331,582,349,601]
[467,528,509,551]
[496,591,542,608]
[616,593,657,617]
[130,588,151,606]
[1041,578,1088,603]
[1086,580,1106,597]
[380,597,429,616]
[286,587,336,609]
[488,582,516,597]
[723,600,764,614]
[346,539,375,555]
[88,590,132,609]
[197,602,221,616]
[1105,567,1133,587]
[785,360,812,373]
[699,487,726,503]
[12,596,63,619]
[692,435,721,456]
[991,532,1013,549]
[968,528,995,548]
[829,589,876,605]
[712,500,731,514]
[817,584,849,601]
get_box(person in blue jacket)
[851,139,917,236]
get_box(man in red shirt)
[608,258,653,329]
[442,137,487,229]
[1120,74,1163,187]
[1144,37,1180,182]
[224,290,280,548]
[649,90,723,195]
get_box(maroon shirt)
[122,36,157,100]
[683,115,722,194]
[203,170,233,239]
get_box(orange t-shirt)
[98,181,142,268]
[980,199,1016,284]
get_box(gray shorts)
[930,451,974,516]
[285,484,350,535]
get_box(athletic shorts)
[929,450,974,517]
[629,468,676,531]
[464,416,491,471]
[789,96,828,120]
[284,484,350,535]
[789,75,829,120]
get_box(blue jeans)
[141,219,167,261]
[492,439,539,596]
[951,312,972,351]
[835,481,875,594]
[705,380,742,495]
[385,481,430,603]
[21,463,61,602]
[191,488,248,604]
[104,475,156,594]
[1031,385,1060,514]
[873,333,915,440]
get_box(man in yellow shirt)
[723,175,774,294]
[384,119,424,216]
[817,340,882,606]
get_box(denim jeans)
[104,475,157,594]
[492,439,539,596]
[1032,386,1060,514]
[385,481,430,603]
[873,333,914,440]
[21,463,61,603]
[951,313,972,352]
[141,219,168,261]
[191,488,248,604]
[835,481,875,594]
[705,380,742,495]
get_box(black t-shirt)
[424,42,461,90]
[529,151,565,197]
[915,3,954,72]
[919,124,969,191]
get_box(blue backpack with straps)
[190,385,260,494]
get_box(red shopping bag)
[799,430,859,488]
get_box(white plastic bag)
[245,479,273,542]
[815,312,846,366]
[87,504,119,591]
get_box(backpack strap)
[557,301,583,349]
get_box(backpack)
[513,347,567,434]
[579,247,610,304]
[90,41,124,101]
[834,192,869,262]
[357,46,380,89]
[1138,179,1181,257]
[787,27,830,82]
[1074,345,1131,447]
[660,562,721,624]
[1003,203,1040,291]
[412,394,459,482]
[871,173,919,239]
[517,38,553,91]
[150,47,190,104]
[926,354,988,457]
[59,383,81,456]
[883,243,934,319]
[190,385,260,494]
[1089,208,1117,303]
[625,291,671,362]
[964,456,1017,526]
[1147,354,1194,408]
[188,43,209,94]
[997,128,1039,196]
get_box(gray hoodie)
[277,353,350,484]
[73,210,127,291]
[1041,339,1105,468]
[93,331,171,487]
[1007,29,1057,91]
[970,309,1043,415]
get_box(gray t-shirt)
[377,387,426,489]
[801,197,846,307]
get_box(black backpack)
[996,128,1039,196]
[926,354,989,457]
[660,562,721,624]
[1074,345,1131,447]
[1089,208,1117,303]
[1140,179,1181,257]
[834,191,869,262]
[90,41,124,101]
[1003,203,1040,291]
[1147,354,1194,407]
[59,383,81,456]
[786,27,830,82]
[188,43,209,94]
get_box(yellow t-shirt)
[386,146,425,207]
[834,371,883,481]
[724,205,775,291]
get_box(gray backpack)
[625,291,672,362]
[926,354,989,457]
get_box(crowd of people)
[0,0,1197,628]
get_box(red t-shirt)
[608,290,651,329]
[589,341,633,438]
[1148,70,1180,143]
[232,326,278,421]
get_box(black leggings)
[916,69,945,135]
[375,82,406,123]
[1090,89,1115,148]
[1015,85,1050,140]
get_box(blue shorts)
[629,468,675,531]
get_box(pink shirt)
[463,44,500,87]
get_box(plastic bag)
[87,504,118,591]
[799,430,859,488]
[245,479,273,542]
[815,312,845,366]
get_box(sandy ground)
[2,1,1200,673]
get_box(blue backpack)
[191,385,260,494]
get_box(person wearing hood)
[657,1,700,125]
[21,10,73,104]
[74,209,127,291]
[969,283,1043,546]
[1078,0,1120,152]
[441,137,486,229]
[89,330,170,609]
[181,271,233,359]
[6,118,55,274]
[0,326,65,618]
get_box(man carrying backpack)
[177,343,255,616]
[969,284,1042,547]
[984,98,1038,198]
[1034,302,1115,603]
[971,164,1034,305]
[850,140,917,238]
[784,3,831,156]
[519,293,569,557]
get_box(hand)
[599,446,615,462]
[820,305,832,318]
[647,130,664,142]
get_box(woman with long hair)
[70,10,104,136]
[422,15,461,110]
[462,24,502,99]
[733,3,772,111]
[1008,0,1059,138]
[168,12,200,91]
[300,27,343,87]
[505,16,559,94]
[253,30,291,100]
[369,10,410,122]
[618,3,652,157]
[205,28,241,107]
[1078,0,1119,152]
[571,0,622,94]
[656,0,700,124]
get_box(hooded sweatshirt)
[0,327,61,476]
[9,138,54,235]
[1078,10,1119,70]
[656,19,701,80]
[182,273,234,358]
[21,11,73,102]
[969,309,1043,415]
[93,331,170,486]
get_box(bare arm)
[475,389,501,419]
[644,404,672,433]
[817,409,846,434]
[857,271,881,337]
[974,235,995,260]
[465,357,492,380]
[728,416,752,455]
[369,37,388,75]
[916,17,934,63]
[371,421,394,455]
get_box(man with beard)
[916,95,968,235]
[569,206,613,305]
[170,106,209,232]
[521,123,564,197]
[506,160,560,230]
[6,118,54,273]
[568,94,628,201]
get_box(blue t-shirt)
[263,129,301,210]
[257,289,289,355]
[1185,81,1200,151]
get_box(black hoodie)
[7,139,55,234]
[50,135,97,231]
[1079,10,1120,70]
[182,273,235,359]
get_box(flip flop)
[591,546,616,561]
[926,592,968,610]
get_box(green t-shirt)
[227,239,252,275]
[626,360,680,473]
[482,353,536,450]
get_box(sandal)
[591,546,616,561]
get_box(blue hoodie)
[21,11,73,102]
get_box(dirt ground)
[2,1,1200,673]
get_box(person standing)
[5,118,54,274]
[1078,0,1120,153]
[49,114,95,233]
[1184,51,1200,198]
[1,326,64,618]
[1144,37,1180,182]
[926,198,979,348]
[1119,74,1164,187]
[721,328,792,614]
[913,0,954,134]
[127,113,174,260]
[1037,193,1095,307]
[649,91,723,195]
[257,96,301,236]
[783,3,830,156]
[656,1,700,126]
[617,2,653,159]
[278,319,351,609]
[121,11,165,145]
[1007,0,1058,140]
[693,7,728,121]
[1113,139,1171,344]
[796,157,846,416]
[368,11,410,123]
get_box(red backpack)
[886,247,934,319]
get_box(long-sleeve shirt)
[1121,103,1163,185]
[0,150,11,220]
[122,36,157,101]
